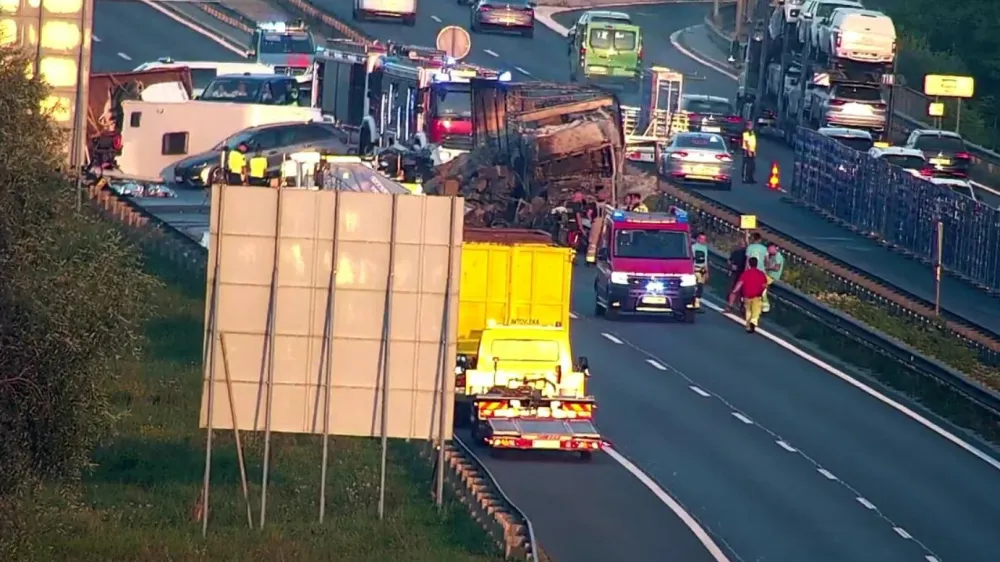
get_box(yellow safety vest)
[742,131,757,155]
[631,203,649,213]
[227,150,245,174]
[249,156,268,179]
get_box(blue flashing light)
[674,209,688,223]
[498,70,512,82]
[612,210,625,220]
[259,21,286,32]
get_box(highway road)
[547,5,1000,334]
[92,2,1000,561]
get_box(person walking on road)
[762,243,785,313]
[741,122,758,183]
[691,232,709,312]
[728,256,768,333]
[728,236,748,295]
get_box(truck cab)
[593,207,698,322]
[246,21,316,76]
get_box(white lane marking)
[515,66,531,76]
[534,7,571,36]
[117,52,132,61]
[601,332,623,344]
[731,412,753,425]
[667,28,739,80]
[699,299,1000,473]
[926,557,940,562]
[817,468,838,481]
[569,311,579,319]
[134,0,245,55]
[646,359,667,371]
[431,15,442,22]
[776,440,796,452]
[690,385,711,397]
[605,446,733,562]
[894,527,912,539]
[856,497,876,510]
[484,49,499,57]
[92,35,101,43]
[609,313,947,561]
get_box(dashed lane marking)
[817,468,838,481]
[117,52,131,60]
[646,359,666,371]
[776,440,796,452]
[690,385,711,397]
[856,497,876,510]
[731,412,753,425]
[601,332,623,344]
[515,66,531,76]
[569,312,578,319]
[431,15,442,22]
[484,49,499,57]
[894,527,912,540]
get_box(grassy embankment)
[645,193,1000,444]
[5,256,502,562]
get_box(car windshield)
[260,32,314,54]
[883,155,926,170]
[213,129,257,151]
[614,229,689,260]
[490,339,560,362]
[589,28,637,51]
[189,69,218,92]
[684,99,735,115]
[201,78,261,102]
[432,85,472,118]
[915,135,966,153]
[833,85,882,101]
[832,136,873,151]
[674,134,726,150]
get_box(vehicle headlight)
[610,271,629,284]
[680,274,697,287]
[454,366,463,375]
[199,165,211,184]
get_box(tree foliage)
[873,0,1000,148]
[0,46,157,497]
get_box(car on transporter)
[468,0,536,38]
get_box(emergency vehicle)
[310,39,509,164]
[246,21,317,76]
[593,206,698,322]
[456,228,602,460]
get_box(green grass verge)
[2,254,502,562]
[647,195,1000,443]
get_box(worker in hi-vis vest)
[741,122,757,183]
[248,155,268,186]
[226,147,247,185]
[690,232,709,312]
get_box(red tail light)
[580,45,586,56]
[835,32,841,48]
[688,113,703,121]
[919,168,934,177]
[112,133,122,151]
[955,152,971,159]
[627,151,641,159]
[828,99,847,105]
[726,116,742,123]
[670,151,688,159]
[716,153,733,162]
[638,46,643,59]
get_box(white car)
[134,59,276,98]
[816,8,896,64]
[817,126,873,152]
[354,0,417,26]
[868,146,929,178]
[929,177,977,202]
[797,0,863,49]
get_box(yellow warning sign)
[740,215,757,230]
[927,102,945,117]
[924,75,975,98]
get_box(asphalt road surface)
[93,2,1000,561]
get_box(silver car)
[659,132,734,190]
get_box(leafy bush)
[0,46,157,498]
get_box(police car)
[246,21,317,76]
[134,58,276,97]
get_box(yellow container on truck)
[455,228,602,460]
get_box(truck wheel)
[471,421,483,444]
[578,451,593,462]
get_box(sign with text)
[199,187,463,441]
[923,75,975,98]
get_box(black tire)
[579,451,594,462]
[594,295,605,317]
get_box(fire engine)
[310,39,509,164]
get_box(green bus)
[567,11,643,84]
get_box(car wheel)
[604,290,619,320]
[594,294,605,317]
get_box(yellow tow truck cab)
[456,228,603,459]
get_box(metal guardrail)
[793,127,1000,294]
[701,245,1000,416]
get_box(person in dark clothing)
[728,238,748,294]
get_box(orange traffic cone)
[767,162,781,191]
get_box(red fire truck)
[311,39,507,163]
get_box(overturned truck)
[425,80,625,229]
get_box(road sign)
[435,25,471,60]
[927,102,945,117]
[740,215,757,230]
[923,75,975,98]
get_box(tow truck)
[310,39,508,164]
[622,66,686,163]
[456,228,602,460]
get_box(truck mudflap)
[484,418,603,452]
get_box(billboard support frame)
[201,180,226,537]
[259,188,286,528]
[434,201,458,507]
[221,333,255,529]
[377,195,400,520]
[318,190,342,523]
